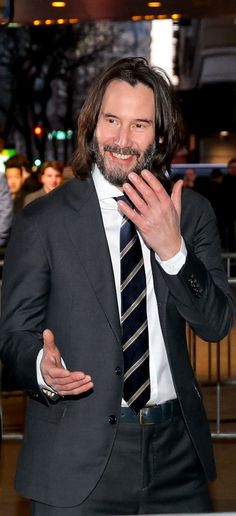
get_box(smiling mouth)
[111,152,134,160]
[104,144,140,161]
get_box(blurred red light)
[34,126,43,136]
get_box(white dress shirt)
[38,166,187,404]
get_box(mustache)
[103,144,141,157]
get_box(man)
[0,173,13,247]
[5,159,25,212]
[182,168,196,189]
[4,155,41,211]
[10,153,41,195]
[0,57,234,515]
[24,160,64,206]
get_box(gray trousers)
[30,412,212,515]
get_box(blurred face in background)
[5,167,24,197]
[41,166,63,193]
[228,160,236,176]
[183,168,196,189]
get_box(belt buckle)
[139,406,157,425]
[139,408,145,424]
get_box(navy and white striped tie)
[119,199,150,413]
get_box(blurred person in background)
[11,154,41,195]
[182,168,196,189]
[24,160,63,206]
[5,158,25,212]
[0,173,13,247]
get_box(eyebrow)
[102,112,154,124]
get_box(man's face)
[5,167,23,196]
[41,167,63,193]
[94,80,156,186]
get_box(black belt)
[120,399,180,425]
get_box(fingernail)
[141,169,150,177]
[128,172,136,180]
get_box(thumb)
[42,328,62,368]
[171,179,183,220]
[43,328,56,351]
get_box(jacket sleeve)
[157,192,235,341]
[0,209,50,397]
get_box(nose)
[113,124,132,148]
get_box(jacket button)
[109,415,117,424]
[115,366,122,376]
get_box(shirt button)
[109,415,117,425]
[115,366,122,376]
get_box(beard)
[92,136,156,187]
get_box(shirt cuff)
[155,237,187,275]
[36,348,66,396]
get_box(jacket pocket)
[26,398,67,424]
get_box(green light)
[56,130,66,140]
[47,130,73,140]
[34,159,42,167]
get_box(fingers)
[117,170,182,259]
[171,179,183,220]
[129,170,169,202]
[45,369,92,386]
[57,375,94,396]
[117,171,168,225]
[46,369,94,396]
[119,170,169,213]
[119,171,183,221]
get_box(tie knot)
[114,195,133,208]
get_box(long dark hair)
[72,57,184,180]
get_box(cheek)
[140,136,155,154]
[96,124,115,148]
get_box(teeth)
[112,152,131,160]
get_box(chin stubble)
[92,137,156,186]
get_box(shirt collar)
[92,165,123,201]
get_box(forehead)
[6,167,22,177]
[43,167,61,175]
[101,80,155,118]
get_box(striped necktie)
[118,197,150,413]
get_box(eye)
[133,122,148,131]
[107,117,118,125]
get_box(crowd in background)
[0,154,68,248]
[1,154,236,253]
[174,158,236,253]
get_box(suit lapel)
[62,178,121,344]
[61,178,171,350]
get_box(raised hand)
[40,329,94,396]
[118,170,183,261]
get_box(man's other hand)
[41,329,94,396]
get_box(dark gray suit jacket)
[0,177,234,507]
